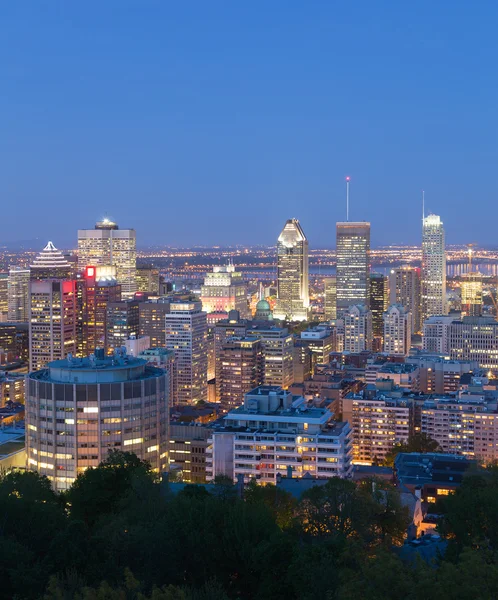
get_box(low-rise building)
[206,385,352,484]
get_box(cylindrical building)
[26,351,169,491]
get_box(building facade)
[336,222,370,314]
[389,266,422,333]
[383,304,412,356]
[30,242,73,280]
[421,214,446,322]
[29,279,77,371]
[105,300,140,353]
[274,219,309,321]
[139,300,171,348]
[26,353,169,491]
[200,262,248,317]
[323,276,337,321]
[370,273,388,341]
[78,219,137,297]
[344,305,372,353]
[8,268,30,323]
[460,272,483,317]
[218,337,264,412]
[206,386,352,483]
[165,301,208,405]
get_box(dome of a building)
[255,298,273,321]
[256,299,270,311]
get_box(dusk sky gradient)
[1,2,497,248]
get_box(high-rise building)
[336,222,370,314]
[26,352,169,491]
[165,301,208,405]
[448,316,498,368]
[214,310,249,401]
[200,261,248,317]
[421,214,446,322]
[383,304,412,356]
[218,337,264,412]
[369,273,388,339]
[343,389,411,465]
[323,276,337,321]
[105,300,140,353]
[422,315,454,354]
[0,274,8,321]
[461,272,483,317]
[136,265,160,294]
[274,219,309,321]
[30,242,73,280]
[139,300,171,348]
[78,219,137,297]
[8,268,30,322]
[299,325,334,369]
[0,322,29,363]
[82,266,121,355]
[251,324,294,389]
[206,386,352,483]
[29,279,77,371]
[389,266,422,332]
[344,305,372,353]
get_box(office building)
[200,261,248,317]
[323,276,337,321]
[81,265,121,355]
[206,386,352,483]
[139,300,170,348]
[369,273,388,340]
[29,279,77,372]
[336,222,370,314]
[8,268,30,322]
[383,304,412,356]
[422,315,454,354]
[214,310,249,400]
[343,389,412,464]
[78,219,136,297]
[26,352,169,491]
[105,300,140,353]
[461,272,483,317]
[218,337,264,412]
[251,324,294,389]
[448,316,498,368]
[389,266,422,333]
[421,214,446,322]
[136,265,160,294]
[344,305,372,353]
[299,325,334,369]
[0,322,29,363]
[406,354,477,394]
[0,274,9,321]
[30,242,73,280]
[274,219,309,321]
[165,301,208,405]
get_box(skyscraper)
[30,242,73,280]
[421,214,446,322]
[29,279,77,371]
[461,272,483,317]
[78,219,137,297]
[139,300,171,348]
[165,301,208,405]
[274,219,309,321]
[336,222,370,314]
[105,299,140,353]
[369,273,388,340]
[8,268,30,323]
[389,266,422,333]
[200,261,248,317]
[323,276,337,321]
[0,274,8,321]
[218,337,264,412]
[82,265,122,355]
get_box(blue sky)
[1,1,497,248]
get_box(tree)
[65,450,156,526]
[383,433,441,466]
[243,480,297,529]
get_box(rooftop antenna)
[346,176,351,221]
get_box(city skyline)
[1,3,498,246]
